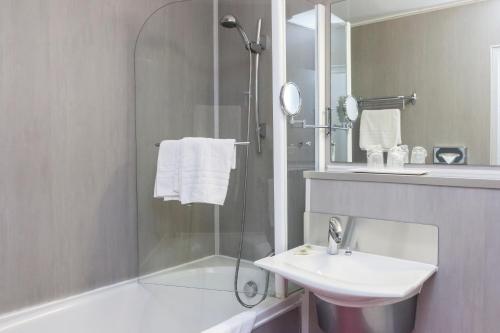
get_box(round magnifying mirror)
[344,95,359,122]
[280,82,302,117]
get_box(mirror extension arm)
[280,82,332,130]
[289,114,331,130]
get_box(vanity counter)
[304,165,500,333]
[304,165,500,189]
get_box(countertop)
[304,164,500,189]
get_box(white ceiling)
[331,0,482,25]
[288,9,345,30]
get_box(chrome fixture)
[220,15,251,49]
[154,141,250,147]
[344,95,359,122]
[316,295,418,333]
[280,82,332,130]
[219,15,265,55]
[358,92,417,110]
[330,95,359,132]
[280,83,358,133]
[328,217,343,255]
[280,82,302,117]
[220,14,265,153]
[253,18,265,151]
[243,281,259,298]
[220,14,269,309]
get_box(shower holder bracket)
[258,123,267,139]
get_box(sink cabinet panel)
[305,177,500,333]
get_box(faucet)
[328,217,343,255]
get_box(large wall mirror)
[329,0,500,166]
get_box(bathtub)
[140,255,275,303]
[0,256,301,333]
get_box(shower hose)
[233,50,273,309]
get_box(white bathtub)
[0,256,301,333]
[140,256,275,304]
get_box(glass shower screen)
[135,0,274,304]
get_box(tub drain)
[243,281,259,298]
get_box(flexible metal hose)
[233,50,271,309]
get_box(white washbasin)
[255,245,437,307]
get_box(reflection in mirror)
[330,11,351,162]
[280,82,303,117]
[344,95,358,122]
[330,0,500,166]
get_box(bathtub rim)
[0,278,138,331]
[0,258,303,332]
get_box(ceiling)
[288,10,345,30]
[331,0,482,25]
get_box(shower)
[219,14,270,309]
[219,14,265,153]
[219,15,251,49]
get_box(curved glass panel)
[135,0,274,304]
[136,0,215,278]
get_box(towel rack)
[358,92,417,110]
[154,141,250,147]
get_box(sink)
[255,245,437,307]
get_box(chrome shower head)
[220,14,239,28]
[219,14,251,49]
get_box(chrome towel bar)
[154,141,250,147]
[358,92,417,110]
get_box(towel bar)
[154,141,250,147]
[358,92,417,110]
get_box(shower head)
[219,14,251,49]
[220,14,238,28]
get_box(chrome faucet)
[328,217,343,255]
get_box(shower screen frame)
[271,0,328,299]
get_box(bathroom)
[1,0,500,332]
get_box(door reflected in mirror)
[329,0,500,166]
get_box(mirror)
[280,82,303,117]
[344,95,358,122]
[329,0,500,166]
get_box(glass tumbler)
[387,146,405,169]
[411,146,428,164]
[367,146,384,169]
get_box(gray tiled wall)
[0,0,176,315]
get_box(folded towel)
[179,137,236,205]
[201,311,256,333]
[153,140,180,201]
[359,109,401,151]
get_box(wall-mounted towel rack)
[154,141,250,147]
[358,92,417,110]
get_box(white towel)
[179,137,236,205]
[359,109,401,151]
[201,311,256,333]
[153,140,180,201]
